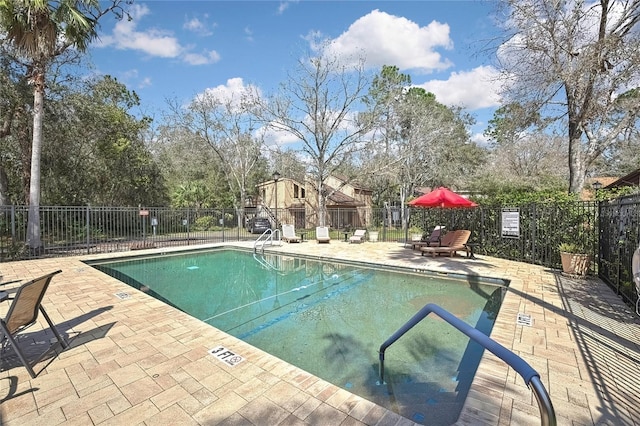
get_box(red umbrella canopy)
[408,187,478,208]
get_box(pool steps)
[379,303,556,426]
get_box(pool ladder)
[253,253,282,272]
[379,303,556,426]
[253,228,280,253]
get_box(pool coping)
[84,244,511,287]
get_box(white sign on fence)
[501,208,520,238]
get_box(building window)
[293,184,305,199]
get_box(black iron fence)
[1,199,638,309]
[598,194,640,308]
[0,206,246,258]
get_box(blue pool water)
[89,249,505,425]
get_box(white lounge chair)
[349,229,366,243]
[281,224,301,243]
[316,226,331,243]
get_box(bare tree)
[484,103,568,186]
[269,148,307,183]
[183,90,266,227]
[251,48,374,226]
[494,0,640,193]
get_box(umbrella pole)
[439,207,442,234]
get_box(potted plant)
[368,228,379,242]
[559,242,592,276]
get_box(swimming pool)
[89,248,506,425]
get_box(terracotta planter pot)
[560,252,592,276]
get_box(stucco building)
[254,174,373,229]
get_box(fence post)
[616,198,622,294]
[222,209,225,242]
[404,207,410,244]
[531,204,537,265]
[86,205,90,255]
[382,207,387,242]
[480,208,485,248]
[11,205,16,239]
[595,201,605,278]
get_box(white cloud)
[277,1,299,15]
[183,50,221,66]
[245,27,254,42]
[194,78,263,109]
[277,2,290,15]
[260,126,300,148]
[106,68,152,89]
[139,77,152,89]
[183,15,214,36]
[120,68,139,81]
[416,65,502,110]
[471,131,490,147]
[98,4,181,58]
[97,4,218,65]
[324,9,453,73]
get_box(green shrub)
[192,216,217,231]
[558,242,587,254]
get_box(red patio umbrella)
[408,187,478,208]
[407,187,477,243]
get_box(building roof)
[581,176,625,200]
[604,169,640,188]
[324,185,361,206]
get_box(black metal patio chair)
[0,270,68,378]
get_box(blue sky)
[89,1,503,145]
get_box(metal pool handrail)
[378,303,556,426]
[253,229,280,252]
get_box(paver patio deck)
[1,241,639,425]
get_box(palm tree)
[0,0,127,250]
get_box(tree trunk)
[16,107,32,204]
[399,185,409,231]
[317,178,326,227]
[0,165,8,205]
[237,192,245,230]
[567,116,587,194]
[27,74,44,249]
[384,201,392,228]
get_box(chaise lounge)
[349,229,366,243]
[411,226,445,249]
[420,230,471,257]
[316,226,331,243]
[281,224,301,243]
